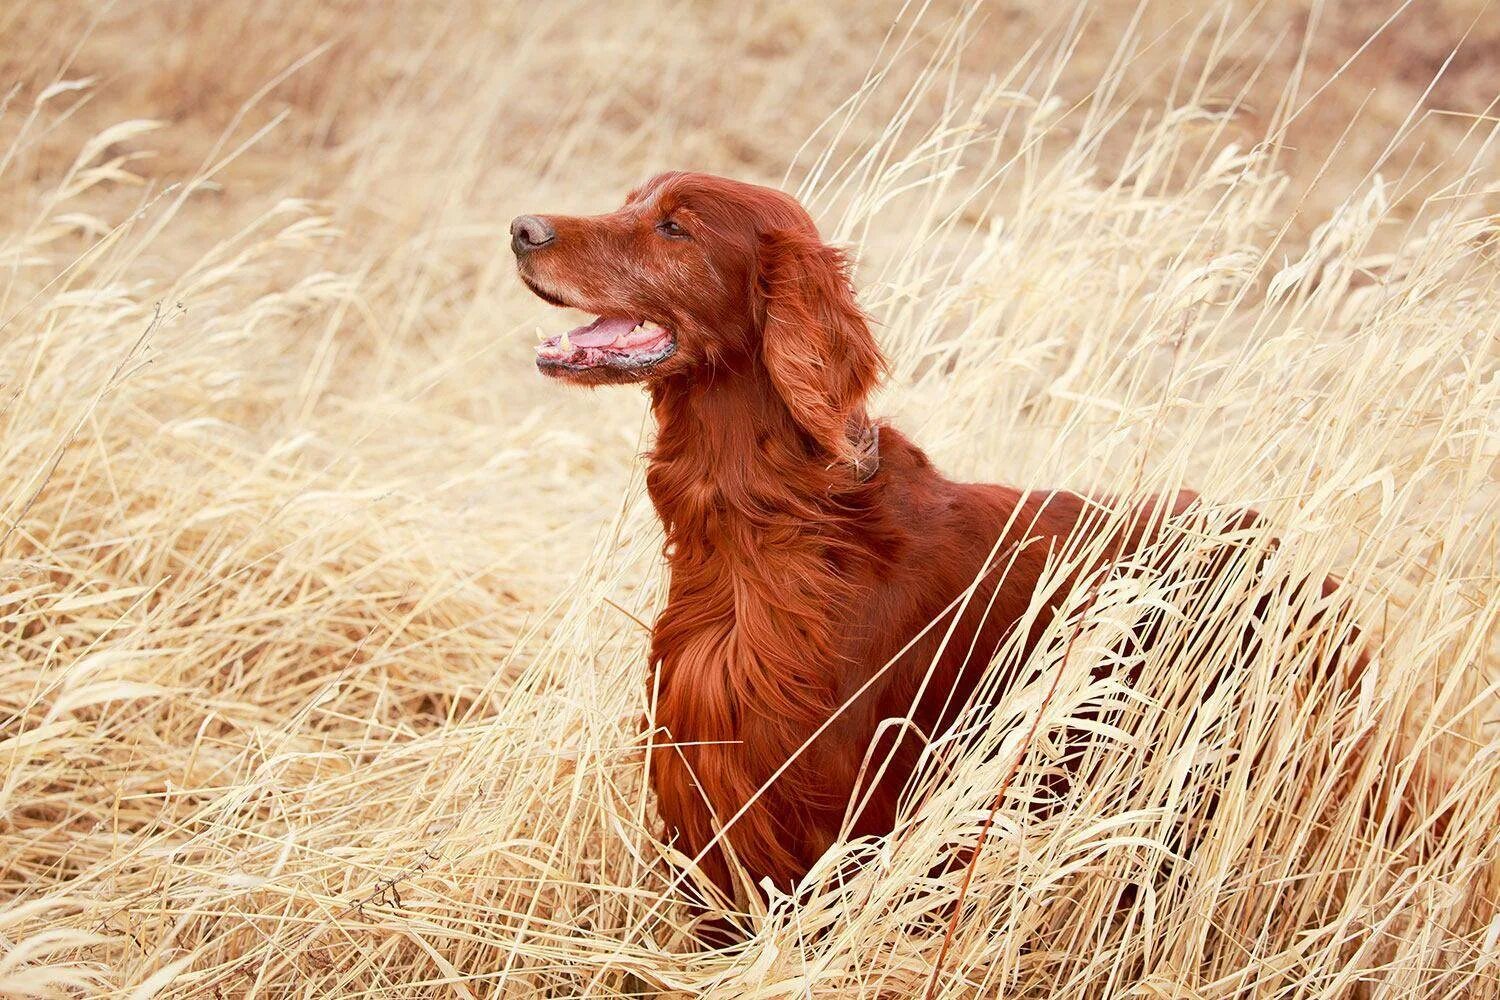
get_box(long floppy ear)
[757,228,884,462]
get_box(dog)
[511,171,1358,900]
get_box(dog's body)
[512,172,1353,897]
[646,378,1205,891]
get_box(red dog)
[512,172,1349,898]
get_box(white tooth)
[535,326,547,342]
[559,330,572,352]
[642,321,661,333]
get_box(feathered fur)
[512,171,1361,899]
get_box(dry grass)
[0,1,1497,996]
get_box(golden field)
[1,1,1497,996]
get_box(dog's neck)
[646,367,876,532]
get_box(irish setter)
[511,172,1355,902]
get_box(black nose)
[510,215,555,255]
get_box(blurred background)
[1,1,1496,996]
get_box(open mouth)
[535,315,677,374]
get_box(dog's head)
[512,171,883,460]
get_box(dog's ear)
[757,228,884,463]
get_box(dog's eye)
[656,219,688,239]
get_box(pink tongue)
[569,316,636,348]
